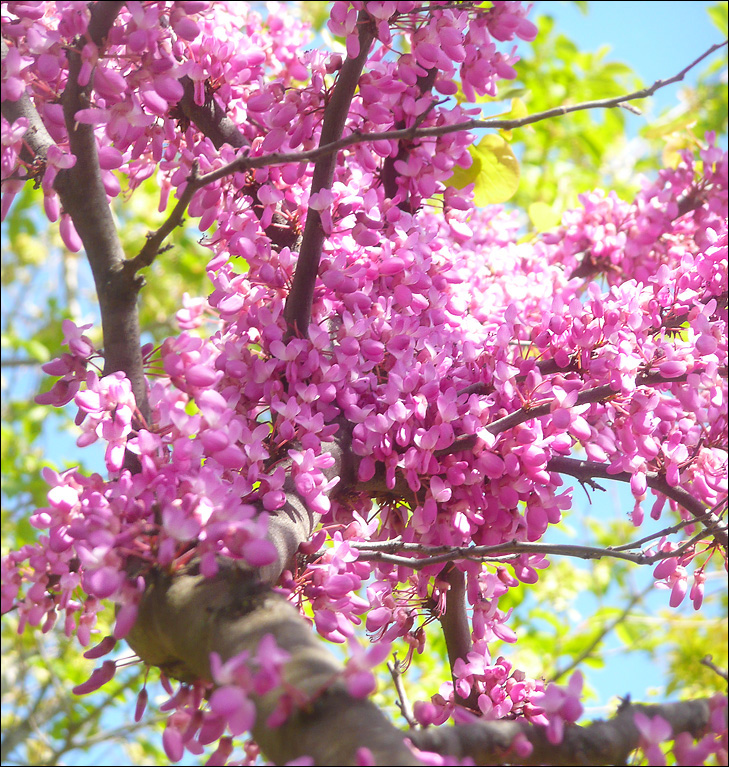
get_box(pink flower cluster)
[1,1,311,235]
[2,1,728,764]
[329,1,536,98]
[651,539,710,610]
[1,463,141,642]
[34,319,97,407]
[541,133,727,292]
[139,634,290,763]
[416,654,551,728]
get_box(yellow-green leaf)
[473,134,520,205]
[528,201,561,232]
[448,134,520,206]
[642,112,698,140]
[707,1,728,35]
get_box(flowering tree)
[1,1,728,765]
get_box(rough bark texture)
[410,698,724,766]
[127,563,420,765]
[3,4,725,765]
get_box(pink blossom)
[634,711,672,766]
[531,672,584,744]
[72,660,117,695]
[2,3,727,763]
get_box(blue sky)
[534,0,725,115]
[520,0,728,714]
[2,2,727,764]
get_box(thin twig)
[126,161,201,273]
[700,655,729,682]
[549,584,652,684]
[0,357,40,368]
[191,42,728,189]
[348,524,721,570]
[388,657,418,728]
[548,456,728,548]
[610,502,727,552]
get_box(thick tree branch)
[127,563,422,766]
[283,12,376,338]
[124,422,400,765]
[409,697,724,766]
[381,66,438,210]
[174,75,249,151]
[60,3,150,431]
[2,4,150,427]
[439,564,479,710]
[258,419,357,584]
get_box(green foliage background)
[2,3,727,764]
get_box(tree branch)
[439,564,479,710]
[282,11,376,338]
[1,39,57,161]
[61,3,149,432]
[609,501,726,551]
[409,697,723,766]
[126,161,202,273]
[427,367,728,549]
[128,71,296,272]
[258,419,357,584]
[127,563,422,766]
[349,523,721,570]
[388,657,418,728]
[381,66,438,210]
[700,655,729,683]
[2,4,150,428]
[547,456,728,548]
[188,42,727,188]
[437,370,700,459]
[174,75,249,151]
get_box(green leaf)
[707,1,728,34]
[448,134,520,206]
[529,201,562,232]
[296,0,331,31]
[21,338,51,363]
[641,111,698,140]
